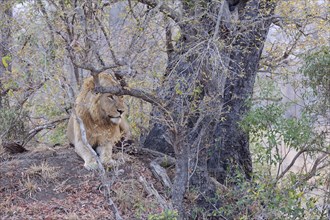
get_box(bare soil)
[0,145,170,220]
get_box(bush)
[0,107,29,142]
[148,210,178,220]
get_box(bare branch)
[94,13,124,66]
[95,85,162,109]
[137,0,181,23]
[150,158,173,188]
[73,111,123,220]
[276,148,330,183]
[275,149,307,182]
[23,117,69,146]
[213,0,228,40]
[139,176,173,210]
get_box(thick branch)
[150,157,174,188]
[95,85,162,108]
[276,149,308,182]
[139,176,173,210]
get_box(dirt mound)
[0,145,169,219]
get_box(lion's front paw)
[84,161,99,170]
[101,158,117,167]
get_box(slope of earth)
[0,145,169,219]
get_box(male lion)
[67,73,130,170]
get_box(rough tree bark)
[208,0,277,183]
[142,0,277,189]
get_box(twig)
[275,149,308,182]
[137,0,181,23]
[213,0,227,41]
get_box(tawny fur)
[67,73,130,170]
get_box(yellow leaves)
[1,55,11,69]
[175,82,183,95]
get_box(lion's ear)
[89,91,102,102]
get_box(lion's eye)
[108,96,114,100]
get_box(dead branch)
[23,117,69,146]
[136,146,176,159]
[276,148,330,183]
[276,149,308,182]
[95,85,163,110]
[150,158,173,188]
[139,176,173,210]
[301,153,328,183]
[73,112,123,220]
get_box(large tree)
[139,0,276,214]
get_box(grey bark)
[142,0,276,216]
[144,0,275,182]
[208,0,276,183]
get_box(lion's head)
[74,73,127,126]
[97,93,125,125]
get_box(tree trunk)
[208,0,276,183]
[144,0,276,184]
[141,0,277,216]
[171,145,189,218]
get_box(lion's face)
[98,94,126,125]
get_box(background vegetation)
[0,0,329,219]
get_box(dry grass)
[65,213,80,220]
[114,179,145,210]
[20,176,40,196]
[0,147,170,219]
[26,161,59,181]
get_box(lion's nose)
[117,109,124,115]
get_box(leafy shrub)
[0,107,29,142]
[148,210,178,220]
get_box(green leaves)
[302,46,330,93]
[148,210,178,220]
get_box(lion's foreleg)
[119,118,131,140]
[97,143,114,165]
[73,122,98,170]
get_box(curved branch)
[275,149,308,182]
[95,85,162,109]
[95,84,177,133]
